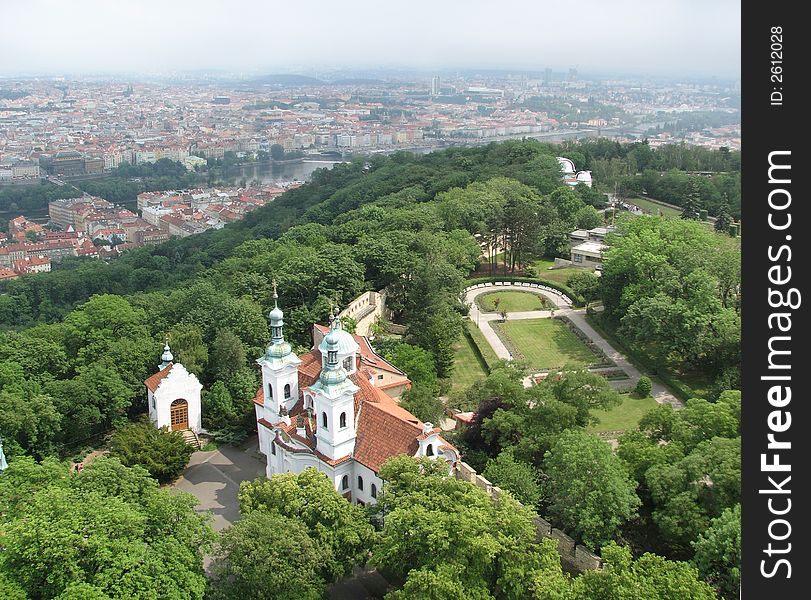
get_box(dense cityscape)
[1,72,740,180]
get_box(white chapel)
[144,342,203,434]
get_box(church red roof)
[256,364,456,474]
[144,364,173,392]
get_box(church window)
[426,444,434,456]
[341,475,349,490]
[268,384,273,399]
[322,412,328,430]
[284,384,291,399]
[340,412,347,429]
[357,476,364,491]
[343,356,353,371]
[271,442,276,455]
[371,484,377,499]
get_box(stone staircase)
[180,429,201,449]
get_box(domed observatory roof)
[556,156,576,174]
[318,310,359,373]
[575,170,593,187]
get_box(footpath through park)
[464,283,682,408]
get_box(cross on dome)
[159,336,173,369]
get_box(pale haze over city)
[2,0,740,77]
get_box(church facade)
[144,343,203,434]
[254,294,459,505]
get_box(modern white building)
[570,240,607,269]
[144,343,203,433]
[254,291,459,505]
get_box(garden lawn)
[588,394,659,433]
[451,328,489,391]
[478,290,551,313]
[625,196,681,217]
[531,258,589,285]
[492,318,598,370]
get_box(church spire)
[266,279,292,359]
[159,336,173,370]
[319,325,348,386]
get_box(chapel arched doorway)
[170,399,189,431]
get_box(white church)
[253,290,460,505]
[144,342,203,434]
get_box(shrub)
[635,376,653,398]
[110,419,194,483]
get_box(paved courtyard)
[171,435,267,531]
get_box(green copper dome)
[269,305,284,324]
[319,364,348,385]
[267,340,292,359]
[260,280,297,364]
[319,327,348,385]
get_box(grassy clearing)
[588,393,659,433]
[477,290,552,313]
[625,196,681,217]
[465,321,501,368]
[492,318,598,370]
[530,257,590,285]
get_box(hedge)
[462,321,499,372]
[464,276,585,307]
[585,314,694,402]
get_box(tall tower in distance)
[431,75,441,97]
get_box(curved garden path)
[463,283,682,408]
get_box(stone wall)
[453,461,603,574]
[339,290,387,337]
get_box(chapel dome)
[318,321,359,356]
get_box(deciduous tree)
[542,430,640,550]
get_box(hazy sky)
[0,0,740,78]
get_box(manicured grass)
[531,257,591,285]
[451,329,489,391]
[477,290,551,313]
[492,318,599,370]
[480,253,590,290]
[625,196,681,217]
[588,393,660,433]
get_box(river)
[234,160,341,184]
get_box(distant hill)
[330,78,387,85]
[253,74,325,86]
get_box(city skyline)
[0,0,741,78]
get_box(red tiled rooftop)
[144,363,173,392]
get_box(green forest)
[0,139,740,599]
